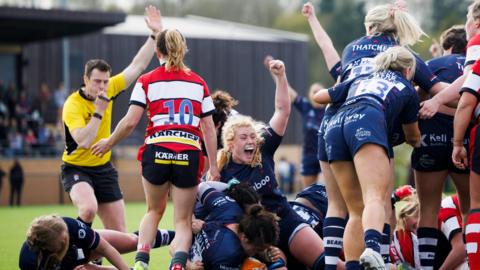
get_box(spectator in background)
[54,82,67,129]
[5,82,18,126]
[54,81,67,109]
[0,97,8,119]
[9,159,24,206]
[9,131,23,157]
[24,129,37,156]
[32,83,58,129]
[0,116,8,154]
[277,156,296,195]
[15,91,30,124]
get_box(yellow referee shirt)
[62,73,126,166]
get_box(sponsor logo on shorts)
[73,174,79,181]
[430,133,448,146]
[345,113,366,125]
[326,144,332,158]
[155,151,189,160]
[419,154,435,168]
[421,133,449,147]
[355,128,371,141]
[154,151,190,165]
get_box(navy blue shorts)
[296,184,328,217]
[325,105,389,162]
[278,205,310,270]
[317,116,331,162]
[411,113,469,174]
[290,202,324,238]
[301,153,321,175]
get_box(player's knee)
[78,205,98,222]
[363,192,385,206]
[147,206,166,219]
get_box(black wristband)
[93,112,103,120]
[150,34,156,41]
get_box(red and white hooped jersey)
[438,195,462,241]
[130,65,215,155]
[465,34,480,66]
[390,229,420,269]
[460,59,480,119]
[391,195,462,269]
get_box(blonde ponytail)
[365,1,426,46]
[157,29,190,72]
[375,46,415,75]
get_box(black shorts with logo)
[142,144,204,188]
[411,113,470,174]
[61,162,122,203]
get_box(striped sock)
[154,229,175,247]
[417,227,438,270]
[135,243,151,264]
[323,217,346,270]
[381,223,391,264]
[466,209,480,269]
[364,229,382,253]
[134,230,175,248]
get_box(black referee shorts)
[61,162,123,203]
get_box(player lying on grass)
[19,215,174,270]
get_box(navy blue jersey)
[220,127,290,215]
[329,70,419,133]
[191,222,246,270]
[426,54,465,84]
[341,34,398,81]
[19,217,100,270]
[197,187,244,224]
[330,61,342,80]
[194,201,209,221]
[293,96,325,155]
[341,34,439,92]
[192,188,246,269]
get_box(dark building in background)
[21,15,309,145]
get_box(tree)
[431,0,469,33]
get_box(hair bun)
[248,204,263,216]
